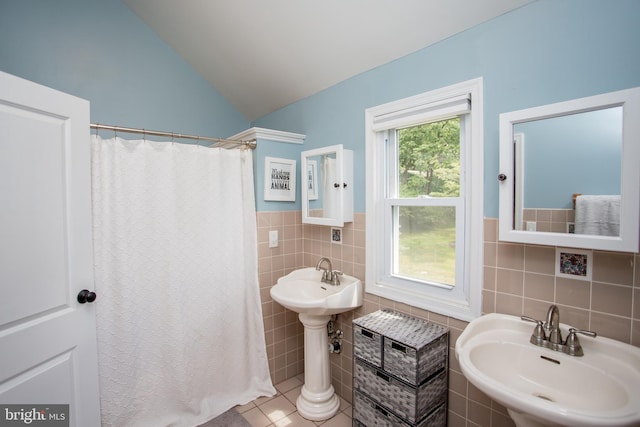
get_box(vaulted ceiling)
[123,0,534,121]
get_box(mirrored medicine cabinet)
[498,87,640,252]
[301,144,353,226]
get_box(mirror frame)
[499,87,640,252]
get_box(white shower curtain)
[91,136,275,427]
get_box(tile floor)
[236,375,352,427]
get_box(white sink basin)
[455,313,640,427]
[270,267,363,315]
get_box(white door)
[0,71,101,426]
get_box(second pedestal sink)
[455,313,640,427]
[270,267,363,421]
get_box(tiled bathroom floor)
[236,375,352,427]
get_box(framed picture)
[264,157,296,202]
[306,160,318,200]
[555,247,592,281]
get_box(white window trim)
[365,78,484,322]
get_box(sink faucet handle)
[566,328,597,341]
[330,270,343,286]
[521,315,541,324]
[521,316,546,345]
[564,328,597,357]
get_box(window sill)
[366,279,481,322]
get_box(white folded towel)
[574,195,620,236]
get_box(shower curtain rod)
[90,123,257,149]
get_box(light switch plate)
[269,230,278,248]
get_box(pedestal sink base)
[296,313,340,421]
[296,385,340,421]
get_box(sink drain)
[533,393,555,402]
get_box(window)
[365,78,483,321]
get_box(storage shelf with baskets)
[352,309,449,426]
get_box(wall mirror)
[301,144,353,226]
[498,87,640,252]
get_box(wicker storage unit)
[353,310,449,427]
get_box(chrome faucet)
[522,304,597,357]
[545,304,563,350]
[315,257,342,286]
[316,257,332,281]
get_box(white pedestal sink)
[455,313,640,427]
[270,267,363,421]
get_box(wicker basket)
[354,358,447,424]
[354,324,382,367]
[354,390,447,427]
[384,333,448,385]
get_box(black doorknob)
[77,289,97,304]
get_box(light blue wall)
[2,0,639,216]
[518,108,622,209]
[254,139,303,212]
[252,0,640,217]
[0,0,248,139]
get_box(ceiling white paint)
[123,0,534,121]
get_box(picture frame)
[306,160,318,200]
[264,157,296,202]
[555,247,592,281]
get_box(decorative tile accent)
[556,248,592,281]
